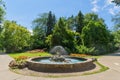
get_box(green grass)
[9,52,51,59]
[82,61,109,75]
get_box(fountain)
[27,46,95,72]
[49,46,68,62]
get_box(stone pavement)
[0,51,120,80]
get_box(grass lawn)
[9,52,51,59]
[9,51,101,60]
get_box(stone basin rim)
[27,56,93,65]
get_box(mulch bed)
[27,49,47,53]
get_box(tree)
[32,13,48,48]
[74,11,84,45]
[32,11,56,49]
[84,13,105,25]
[111,0,120,49]
[112,13,120,30]
[46,18,76,52]
[75,11,84,33]
[0,0,5,22]
[112,30,120,48]
[46,11,56,36]
[67,15,76,30]
[112,0,120,5]
[81,20,113,55]
[112,13,120,48]
[3,20,31,52]
[0,0,5,50]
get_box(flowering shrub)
[15,56,29,61]
[27,49,46,53]
[9,56,29,69]
[70,53,90,57]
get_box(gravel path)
[0,51,120,80]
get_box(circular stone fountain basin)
[27,57,94,72]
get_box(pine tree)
[46,11,56,36]
[76,11,84,33]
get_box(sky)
[3,0,120,31]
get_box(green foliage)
[32,11,56,49]
[75,11,84,45]
[0,8,116,55]
[75,11,84,33]
[46,11,56,36]
[76,45,95,54]
[9,52,51,59]
[66,15,76,30]
[46,18,76,52]
[112,0,120,5]
[32,27,46,49]
[0,0,5,50]
[111,7,120,50]
[82,21,109,46]
[2,20,31,52]
[112,13,120,30]
[84,13,105,26]
[112,30,120,48]
[81,14,114,55]
[0,0,5,21]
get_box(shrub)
[76,45,95,55]
[9,60,27,69]
[70,53,89,57]
[9,56,28,69]
[15,56,29,61]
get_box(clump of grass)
[82,61,109,75]
[9,52,51,59]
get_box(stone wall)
[27,57,95,73]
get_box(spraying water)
[49,46,68,62]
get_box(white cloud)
[90,0,120,15]
[91,0,98,4]
[103,0,113,9]
[91,0,100,12]
[91,5,99,12]
[109,8,115,15]
[106,0,113,5]
[102,0,120,15]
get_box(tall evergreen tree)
[46,18,76,52]
[46,11,56,36]
[32,11,56,49]
[67,15,76,30]
[74,11,84,45]
[75,11,84,33]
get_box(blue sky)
[3,0,120,31]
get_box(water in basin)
[33,57,86,64]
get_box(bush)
[76,45,95,55]
[70,53,89,57]
[15,56,29,61]
[9,56,28,69]
[9,60,27,69]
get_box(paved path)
[0,51,120,80]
